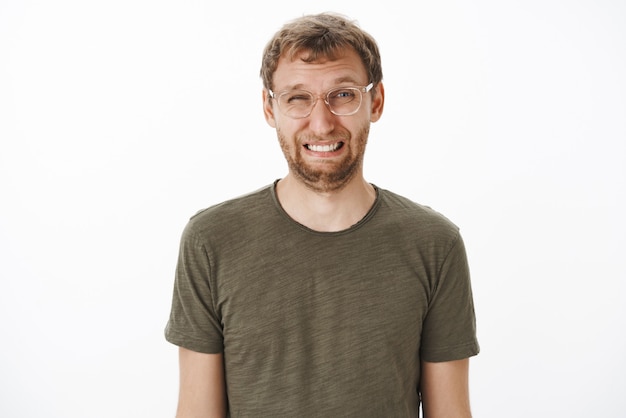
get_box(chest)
[212,233,434,355]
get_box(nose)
[307,97,335,135]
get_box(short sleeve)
[420,233,479,362]
[164,222,224,353]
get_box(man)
[165,12,479,417]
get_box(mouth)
[304,142,344,152]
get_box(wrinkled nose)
[307,98,335,135]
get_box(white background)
[1,0,624,417]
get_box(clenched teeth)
[306,142,342,152]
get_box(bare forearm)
[176,348,227,418]
[420,358,473,418]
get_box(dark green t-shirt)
[165,182,479,417]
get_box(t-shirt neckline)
[269,179,382,236]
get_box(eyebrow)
[279,77,364,92]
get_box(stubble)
[277,125,370,193]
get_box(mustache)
[297,132,350,144]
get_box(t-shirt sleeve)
[164,221,224,354]
[420,232,480,362]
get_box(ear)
[262,89,277,128]
[369,82,385,123]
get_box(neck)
[276,174,377,232]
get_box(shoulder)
[183,183,275,240]
[377,188,460,238]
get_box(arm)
[420,358,472,418]
[175,347,227,418]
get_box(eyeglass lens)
[278,87,362,117]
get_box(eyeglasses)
[268,83,374,119]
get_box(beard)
[277,125,370,193]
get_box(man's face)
[263,48,384,193]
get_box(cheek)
[277,121,307,143]
[277,128,296,152]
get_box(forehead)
[272,47,368,90]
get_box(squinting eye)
[285,93,313,104]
